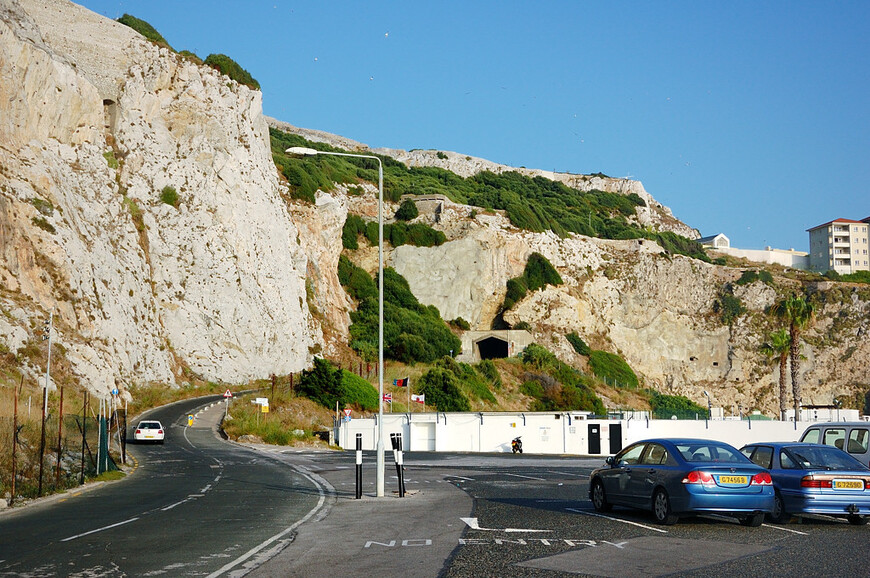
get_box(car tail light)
[801,476,832,489]
[682,470,715,485]
[158,430,163,434]
[751,472,772,485]
[136,429,142,434]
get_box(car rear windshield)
[140,422,160,429]
[677,443,746,463]
[784,446,868,471]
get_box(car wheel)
[767,490,788,524]
[652,488,678,525]
[740,513,764,527]
[591,480,612,513]
[847,514,868,526]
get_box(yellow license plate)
[833,480,864,489]
[718,475,747,484]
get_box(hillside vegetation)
[271,129,708,261]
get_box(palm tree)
[761,329,790,420]
[770,295,815,420]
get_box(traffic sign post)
[223,390,232,419]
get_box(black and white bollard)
[355,433,363,499]
[397,432,406,497]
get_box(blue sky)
[77,1,868,251]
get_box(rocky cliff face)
[2,1,867,415]
[0,0,315,394]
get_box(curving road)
[0,396,326,577]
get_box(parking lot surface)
[241,449,869,577]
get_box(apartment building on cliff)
[808,217,870,274]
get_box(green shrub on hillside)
[394,199,419,221]
[714,289,745,325]
[204,53,260,90]
[337,257,460,363]
[502,252,562,311]
[449,317,470,330]
[160,186,179,207]
[117,14,172,49]
[736,269,774,286]
[589,350,638,388]
[842,270,870,284]
[566,333,591,356]
[475,359,502,389]
[365,221,446,248]
[296,357,378,410]
[342,214,368,250]
[520,344,605,413]
[649,391,707,419]
[417,367,470,411]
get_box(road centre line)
[162,499,189,511]
[504,473,547,481]
[61,517,140,542]
[567,508,669,534]
[762,523,809,535]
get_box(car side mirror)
[605,456,615,466]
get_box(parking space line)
[505,473,546,481]
[547,471,589,478]
[566,508,669,534]
[762,524,809,535]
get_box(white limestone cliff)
[0,0,314,394]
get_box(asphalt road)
[3,401,869,577]
[0,396,326,577]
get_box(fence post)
[80,391,88,485]
[11,377,20,505]
[37,386,47,497]
[55,386,64,489]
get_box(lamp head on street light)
[285,146,319,157]
[703,390,710,398]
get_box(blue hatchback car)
[589,438,774,526]
[740,442,870,525]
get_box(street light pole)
[285,147,386,497]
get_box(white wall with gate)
[338,411,820,456]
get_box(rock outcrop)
[0,0,314,394]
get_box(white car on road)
[133,420,165,444]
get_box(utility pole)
[37,310,53,497]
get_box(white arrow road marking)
[461,517,551,533]
[566,508,669,534]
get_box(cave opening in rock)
[477,336,509,360]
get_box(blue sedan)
[589,438,774,526]
[741,442,870,525]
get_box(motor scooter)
[511,436,523,454]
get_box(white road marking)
[162,499,190,511]
[461,517,551,533]
[566,508,669,534]
[504,473,546,481]
[206,465,330,577]
[445,475,475,481]
[547,470,589,478]
[61,517,140,542]
[762,523,809,535]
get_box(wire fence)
[1,392,125,505]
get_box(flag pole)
[408,377,411,412]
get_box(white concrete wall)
[337,411,829,456]
[715,246,810,270]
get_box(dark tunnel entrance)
[477,336,509,360]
